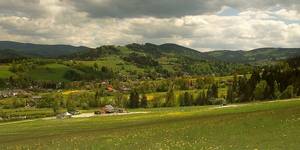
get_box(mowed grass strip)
[0,99,300,150]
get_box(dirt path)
[73,112,149,118]
[0,112,149,125]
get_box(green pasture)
[0,99,299,149]
[24,63,77,81]
[77,56,144,74]
[0,65,13,79]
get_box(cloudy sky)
[0,0,299,51]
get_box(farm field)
[24,63,77,82]
[0,99,299,150]
[0,65,13,79]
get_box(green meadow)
[24,63,76,82]
[0,65,13,79]
[1,99,299,150]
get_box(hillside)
[64,43,247,78]
[0,49,26,63]
[206,48,300,63]
[0,43,249,82]
[1,41,300,82]
[2,41,299,64]
[126,43,214,60]
[0,41,90,58]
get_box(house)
[56,112,72,119]
[101,81,108,86]
[106,85,115,92]
[0,90,30,99]
[95,105,127,114]
[103,105,115,113]
[68,110,80,115]
[32,96,42,99]
[120,86,131,92]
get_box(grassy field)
[0,99,300,149]
[0,108,54,120]
[0,65,13,79]
[77,56,144,75]
[24,63,77,81]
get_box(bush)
[80,102,89,110]
[165,88,176,107]
[64,70,82,81]
[254,80,268,100]
[12,99,26,108]
[280,85,294,99]
[209,98,226,105]
[151,96,164,108]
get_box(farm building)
[103,105,115,113]
[95,105,127,114]
[56,112,72,119]
[106,85,115,92]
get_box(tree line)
[226,63,300,103]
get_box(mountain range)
[0,41,90,58]
[0,41,300,64]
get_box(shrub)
[151,96,164,108]
[209,98,226,105]
[280,85,294,99]
[254,80,268,100]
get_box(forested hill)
[0,41,90,58]
[0,41,300,64]
[1,41,300,64]
[205,48,300,63]
[1,41,300,82]
[66,43,212,60]
[64,43,246,77]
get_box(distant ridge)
[1,41,300,63]
[205,48,300,63]
[0,41,90,58]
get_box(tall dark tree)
[207,83,218,99]
[183,92,193,106]
[195,91,205,105]
[66,99,76,112]
[226,85,234,103]
[273,81,281,99]
[280,85,294,99]
[0,79,6,89]
[211,84,218,98]
[165,86,176,107]
[140,94,148,108]
[246,70,261,100]
[129,90,140,108]
[254,80,268,100]
[238,75,250,102]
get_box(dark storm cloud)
[0,0,299,50]
[0,0,47,17]
[68,0,300,18]
[68,0,218,18]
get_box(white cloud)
[275,9,300,21]
[0,0,299,51]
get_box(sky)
[0,0,299,51]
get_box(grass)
[77,56,144,74]
[25,63,76,81]
[0,65,13,79]
[0,108,54,121]
[0,99,300,149]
